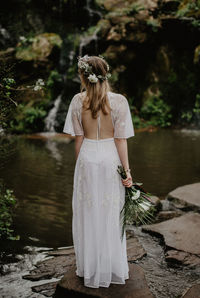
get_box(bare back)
[81,96,114,140]
[63,91,135,140]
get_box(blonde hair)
[78,55,113,118]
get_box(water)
[127,226,200,298]
[44,95,62,132]
[0,128,200,250]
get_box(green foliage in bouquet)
[117,165,157,241]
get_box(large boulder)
[142,212,200,255]
[55,263,154,298]
[182,284,200,298]
[15,33,62,62]
[167,182,200,211]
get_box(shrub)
[141,95,172,127]
[9,103,47,133]
[181,93,200,123]
[0,180,20,240]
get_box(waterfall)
[0,25,10,46]
[44,95,62,132]
[85,0,102,20]
[0,125,4,136]
[79,26,100,56]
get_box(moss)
[16,33,62,61]
[146,18,161,33]
[194,45,200,64]
[176,0,200,18]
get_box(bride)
[63,54,135,288]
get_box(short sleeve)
[63,94,84,136]
[114,95,135,139]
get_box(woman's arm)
[74,135,84,160]
[114,138,133,188]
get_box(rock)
[156,210,183,222]
[22,253,76,281]
[127,233,147,261]
[47,247,75,257]
[181,284,200,298]
[165,250,200,267]
[23,235,146,282]
[55,263,155,298]
[97,19,112,38]
[149,195,161,208]
[105,44,127,59]
[102,0,158,13]
[0,47,15,61]
[160,199,171,211]
[194,45,200,64]
[15,33,62,62]
[167,182,200,211]
[32,281,58,297]
[142,212,200,255]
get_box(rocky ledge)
[22,234,150,297]
[17,182,200,297]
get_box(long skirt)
[72,137,129,288]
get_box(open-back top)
[63,91,135,140]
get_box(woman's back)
[63,91,134,140]
[81,91,114,140]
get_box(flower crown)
[77,54,111,83]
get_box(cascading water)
[44,95,62,132]
[0,25,10,47]
[43,0,102,133]
[79,26,100,56]
[85,0,102,22]
[44,44,77,132]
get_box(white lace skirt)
[72,137,129,288]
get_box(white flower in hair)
[88,74,98,83]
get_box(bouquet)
[117,165,157,241]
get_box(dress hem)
[75,270,129,288]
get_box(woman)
[63,54,135,288]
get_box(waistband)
[84,137,114,143]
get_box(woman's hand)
[121,172,133,188]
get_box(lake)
[0,128,200,249]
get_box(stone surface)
[32,281,58,297]
[127,232,147,261]
[47,246,75,257]
[165,250,200,267]
[156,210,183,222]
[55,263,155,298]
[23,236,146,282]
[23,253,76,281]
[16,33,62,61]
[167,182,200,210]
[149,195,161,208]
[142,212,200,255]
[181,284,200,298]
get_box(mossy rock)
[177,0,200,18]
[16,33,62,62]
[97,19,112,37]
[101,0,135,12]
[194,45,200,64]
[104,44,127,60]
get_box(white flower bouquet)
[117,165,157,241]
